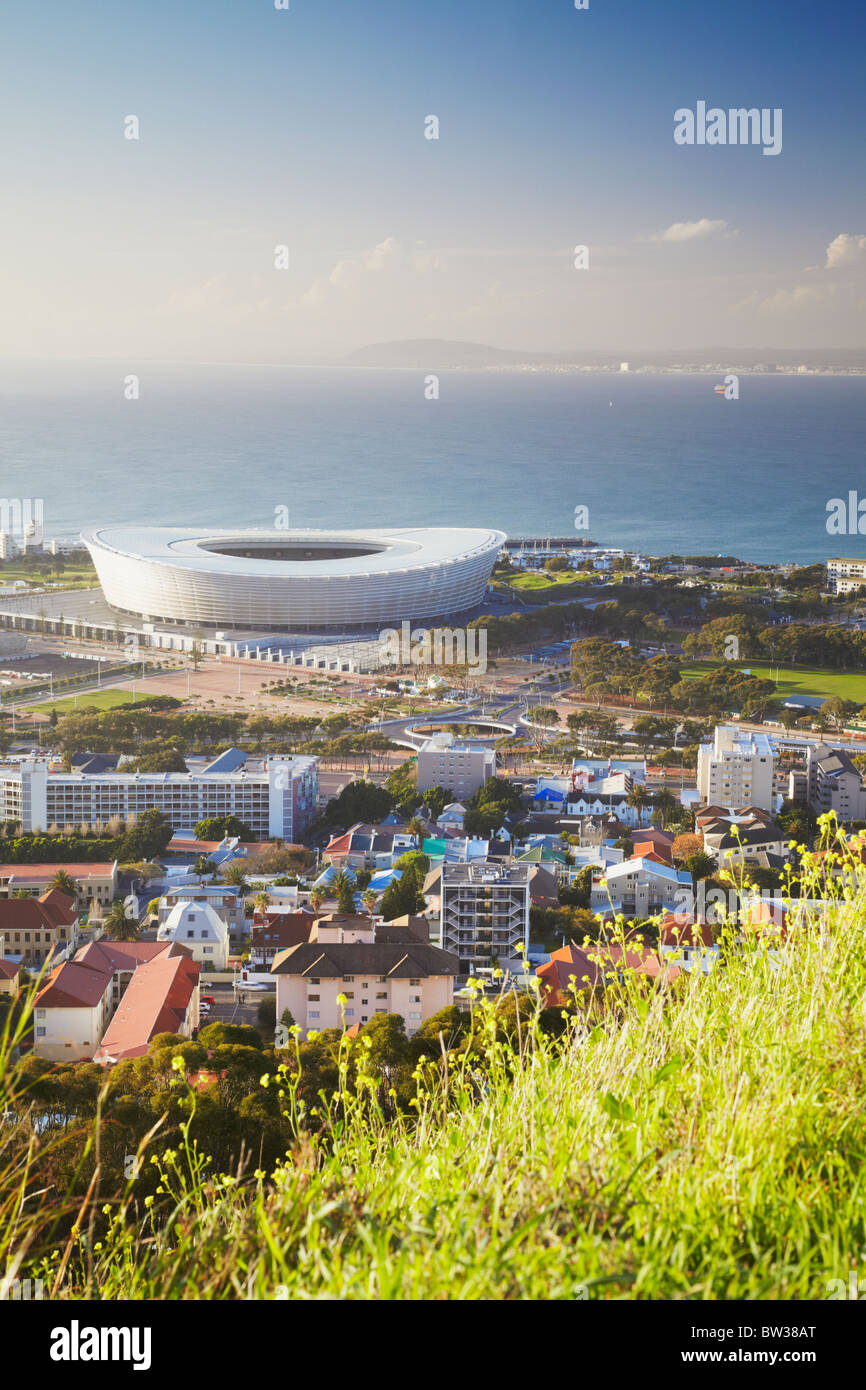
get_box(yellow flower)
[144,1195,155,1209]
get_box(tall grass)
[3,826,866,1299]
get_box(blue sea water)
[0,360,863,564]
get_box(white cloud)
[652,218,729,243]
[825,233,866,270]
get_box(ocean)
[0,360,863,564]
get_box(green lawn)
[24,686,138,716]
[679,660,866,703]
[510,571,593,591]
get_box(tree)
[406,815,427,850]
[652,789,679,830]
[47,869,80,901]
[356,1012,409,1071]
[309,887,326,912]
[193,815,253,841]
[685,851,716,884]
[325,780,393,827]
[361,889,378,916]
[525,705,560,751]
[117,809,173,862]
[333,870,356,915]
[220,863,249,892]
[627,783,651,828]
[672,832,703,865]
[256,995,277,1031]
[102,898,139,941]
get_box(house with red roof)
[0,890,78,968]
[33,939,199,1063]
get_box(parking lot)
[198,982,272,1033]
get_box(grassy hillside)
[3,839,865,1300]
[679,660,866,704]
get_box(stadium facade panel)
[82,526,506,630]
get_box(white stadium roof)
[83,526,506,631]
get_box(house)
[0,862,118,911]
[536,940,680,1007]
[0,957,21,994]
[0,891,79,968]
[696,807,787,866]
[250,910,319,970]
[657,915,718,972]
[436,802,467,831]
[157,885,244,939]
[33,939,199,1062]
[156,900,230,970]
[94,949,200,1064]
[322,823,420,871]
[271,916,458,1037]
[590,858,694,920]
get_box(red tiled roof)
[0,959,20,980]
[252,911,317,951]
[0,864,114,880]
[0,894,76,934]
[35,959,113,1009]
[658,915,715,949]
[94,952,200,1063]
[537,940,680,1006]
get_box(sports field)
[680,661,866,704]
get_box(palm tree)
[652,789,678,830]
[309,886,326,913]
[253,890,270,921]
[361,888,378,916]
[103,898,139,942]
[627,783,651,830]
[48,869,80,901]
[220,862,249,893]
[407,816,427,850]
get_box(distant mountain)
[344,339,866,370]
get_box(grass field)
[680,660,866,704]
[24,686,138,716]
[509,571,594,591]
[4,834,866,1300]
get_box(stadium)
[82,525,506,632]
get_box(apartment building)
[416,733,496,798]
[0,890,78,968]
[32,939,199,1062]
[157,885,245,938]
[826,557,866,594]
[697,725,777,811]
[806,743,866,822]
[272,916,457,1037]
[0,754,319,840]
[0,861,118,909]
[438,861,530,974]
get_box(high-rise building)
[438,862,530,974]
[697,725,777,811]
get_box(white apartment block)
[416,733,496,798]
[697,725,777,811]
[0,755,319,840]
[438,861,530,974]
[826,558,866,594]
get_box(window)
[345,1008,355,1016]
[36,1008,45,1018]
[343,975,355,982]
[409,978,421,986]
[408,1012,421,1020]
[309,1010,320,1020]
[377,975,387,983]
[375,990,387,999]
[410,994,421,1003]
[203,947,213,954]
[343,991,354,998]
[310,977,320,985]
[36,1027,46,1037]
[308,993,320,1002]
[187,930,195,938]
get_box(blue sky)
[1,0,863,357]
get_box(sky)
[0,0,863,361]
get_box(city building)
[826,557,866,595]
[157,885,245,938]
[590,858,694,919]
[416,732,496,798]
[437,862,531,974]
[156,900,230,970]
[696,807,787,866]
[697,726,777,811]
[271,915,457,1037]
[83,525,505,630]
[33,939,199,1062]
[0,891,78,968]
[0,754,319,840]
[0,862,118,910]
[806,744,866,822]
[0,958,21,994]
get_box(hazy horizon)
[2,0,864,363]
